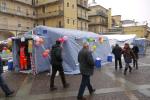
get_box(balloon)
[6,49,11,54]
[42,51,49,57]
[63,36,68,41]
[39,38,44,44]
[92,45,97,51]
[45,49,50,53]
[87,38,94,42]
[34,36,40,41]
[58,38,65,43]
[3,47,7,50]
[35,41,40,46]
[99,37,104,43]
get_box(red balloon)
[61,38,65,43]
[42,51,49,57]
[45,49,50,53]
[3,47,7,50]
[39,38,44,44]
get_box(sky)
[89,0,150,25]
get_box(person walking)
[122,43,135,75]
[50,40,69,91]
[77,42,95,100]
[112,44,123,70]
[0,55,14,97]
[132,45,139,69]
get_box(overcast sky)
[89,0,150,25]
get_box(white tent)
[103,34,136,47]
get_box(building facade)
[123,25,150,39]
[0,0,89,40]
[88,5,111,34]
[0,0,35,37]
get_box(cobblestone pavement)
[0,47,150,100]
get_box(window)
[72,4,74,9]
[17,6,21,14]
[84,1,87,7]
[33,11,35,16]
[67,2,69,7]
[26,9,29,16]
[73,20,75,25]
[67,19,69,24]
[59,21,61,27]
[32,0,35,5]
[81,22,83,30]
[85,22,86,30]
[85,11,86,17]
[36,0,38,4]
[43,19,45,25]
[1,1,7,11]
[42,6,45,13]
[18,24,21,27]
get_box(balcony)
[0,6,36,19]
[0,24,33,32]
[77,27,88,31]
[13,0,32,5]
[89,11,108,18]
[77,15,89,22]
[89,21,108,27]
[34,0,60,7]
[37,10,63,19]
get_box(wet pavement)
[0,47,150,100]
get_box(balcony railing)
[89,11,108,18]
[77,27,88,31]
[34,0,60,7]
[89,21,108,26]
[0,24,33,31]
[0,6,36,19]
[14,0,32,5]
[37,10,63,19]
[77,15,89,21]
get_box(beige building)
[88,5,111,34]
[123,25,150,39]
[0,0,89,40]
[0,0,35,38]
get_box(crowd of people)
[112,43,139,75]
[0,40,139,100]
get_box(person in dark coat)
[0,56,14,97]
[50,40,69,91]
[112,44,123,70]
[132,45,139,69]
[77,42,95,100]
[122,43,135,75]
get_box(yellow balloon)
[92,45,97,50]
[6,49,11,54]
